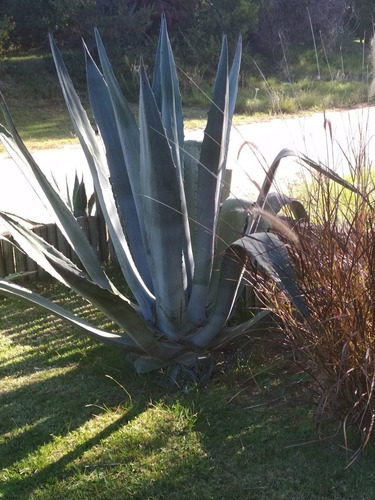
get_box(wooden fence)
[0,170,233,281]
[0,216,110,281]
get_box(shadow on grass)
[0,410,142,499]
[1,293,149,484]
[2,291,375,499]
[0,290,122,379]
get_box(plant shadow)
[2,293,375,499]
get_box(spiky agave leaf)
[190,231,310,348]
[0,279,140,349]
[151,16,194,292]
[85,44,153,292]
[0,211,182,360]
[0,101,112,292]
[187,35,242,324]
[263,192,308,221]
[139,65,192,337]
[207,197,254,308]
[49,34,155,322]
[152,14,184,174]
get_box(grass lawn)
[1,40,375,499]
[0,41,372,152]
[1,282,375,499]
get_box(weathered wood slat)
[0,216,118,280]
[25,254,38,279]
[56,226,71,260]
[46,222,58,249]
[32,225,48,280]
[0,239,7,278]
[14,246,27,274]
[2,238,15,276]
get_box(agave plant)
[0,18,359,372]
[51,169,96,217]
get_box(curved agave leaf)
[139,66,192,337]
[187,37,230,324]
[264,192,308,220]
[235,232,310,320]
[250,148,302,234]
[0,211,75,285]
[0,101,112,291]
[85,46,153,292]
[207,197,254,307]
[191,231,309,347]
[257,149,361,205]
[255,148,296,207]
[151,18,194,289]
[49,35,155,322]
[0,212,182,358]
[213,309,272,349]
[0,279,140,349]
[152,14,184,173]
[94,29,162,298]
[47,254,181,358]
[300,154,363,194]
[94,29,142,204]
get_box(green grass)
[1,282,375,499]
[0,40,372,151]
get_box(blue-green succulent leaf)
[94,29,141,199]
[187,37,230,324]
[49,34,155,321]
[214,309,271,348]
[236,232,309,319]
[85,46,153,291]
[139,65,193,336]
[264,192,308,220]
[0,211,177,357]
[72,173,87,217]
[228,35,242,128]
[183,140,201,258]
[208,197,254,307]
[0,279,140,349]
[301,154,363,194]
[0,100,112,291]
[191,231,309,347]
[153,14,184,173]
[151,18,193,291]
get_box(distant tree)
[184,0,259,63]
[95,0,201,34]
[255,0,348,57]
[0,0,96,48]
[0,15,15,57]
[346,0,375,41]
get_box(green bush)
[0,15,15,57]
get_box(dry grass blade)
[255,142,375,462]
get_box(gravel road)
[1,105,374,225]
